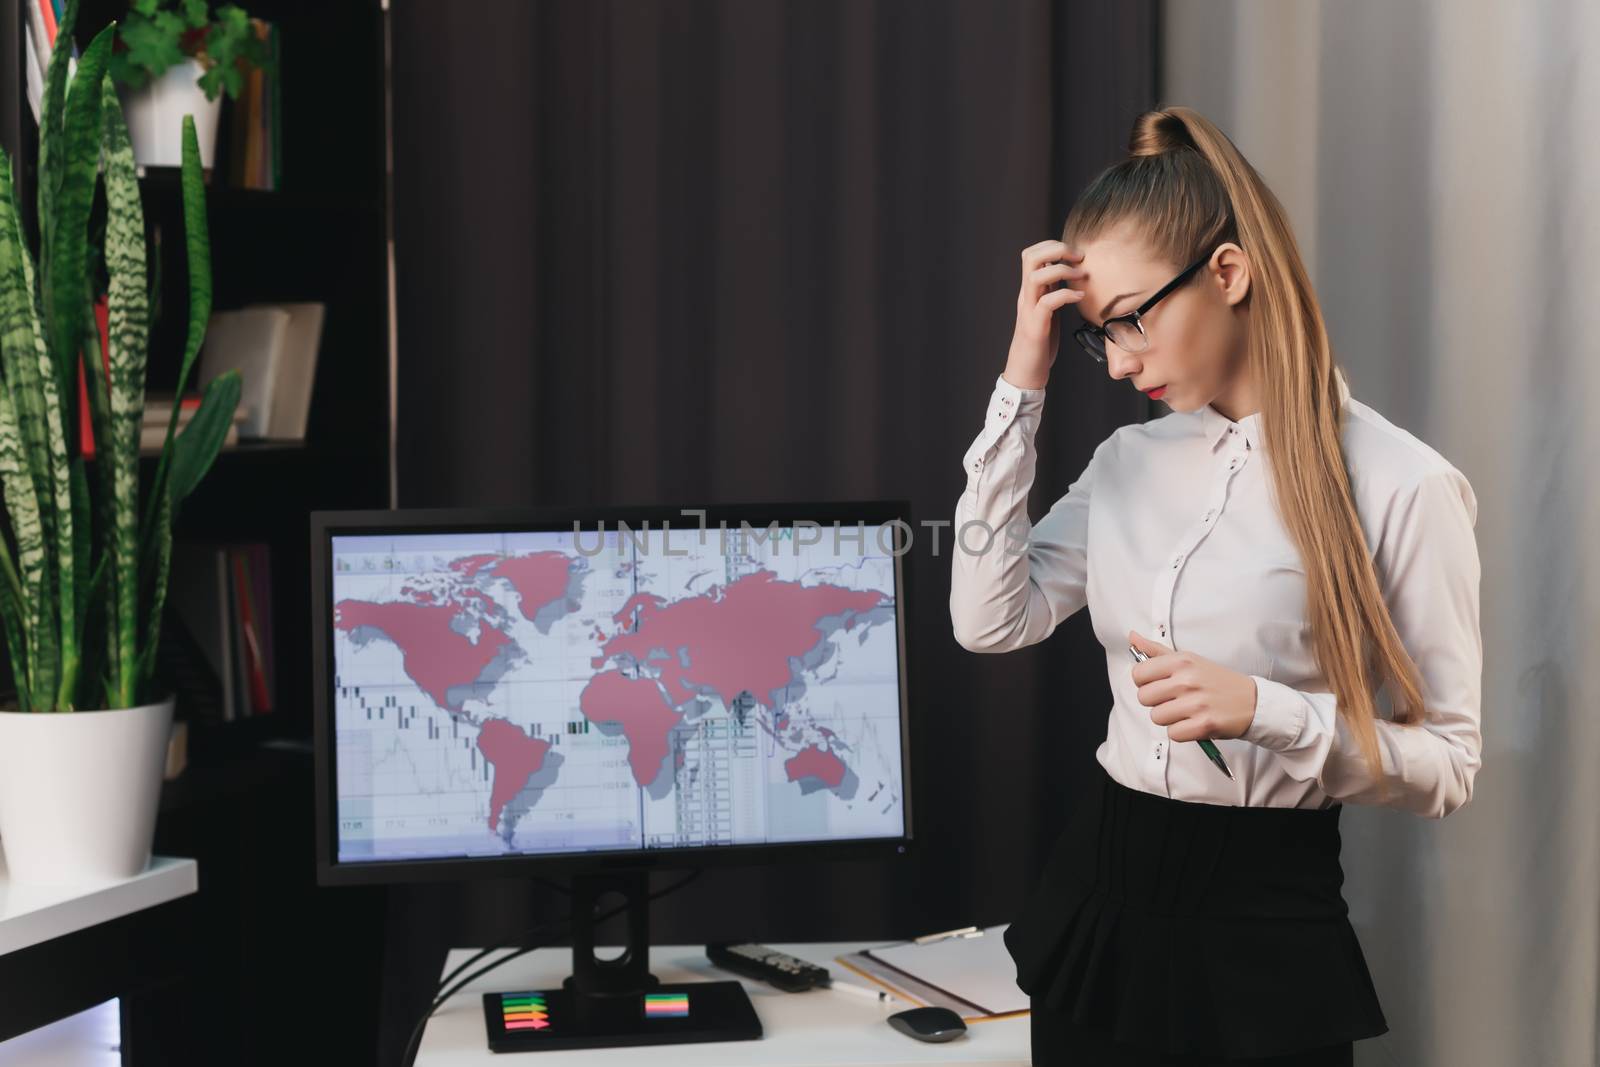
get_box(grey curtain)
[1165,2,1600,1063]
[384,0,1156,1061]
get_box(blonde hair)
[1062,105,1425,801]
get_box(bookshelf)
[0,1,393,1062]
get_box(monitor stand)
[480,869,764,1052]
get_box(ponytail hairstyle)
[1063,105,1425,802]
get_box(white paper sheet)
[861,923,1027,1016]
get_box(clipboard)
[833,922,1029,1023]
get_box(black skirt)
[1006,763,1389,1064]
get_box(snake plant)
[0,0,240,713]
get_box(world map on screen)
[330,523,906,862]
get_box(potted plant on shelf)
[109,0,273,170]
[0,0,241,885]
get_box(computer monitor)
[311,501,915,1051]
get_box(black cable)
[430,875,577,995]
[400,869,703,1067]
[398,916,573,1067]
[431,869,702,1012]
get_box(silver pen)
[828,978,900,1006]
[1130,644,1235,780]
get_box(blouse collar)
[1198,367,1350,452]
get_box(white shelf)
[0,855,198,956]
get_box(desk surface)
[418,940,1030,1066]
[0,855,198,956]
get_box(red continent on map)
[477,718,553,832]
[335,551,578,715]
[784,743,847,788]
[579,669,684,788]
[578,571,882,791]
[600,571,881,710]
[492,552,574,621]
[334,598,514,713]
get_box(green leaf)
[100,74,149,706]
[68,454,90,705]
[37,0,81,250]
[133,474,172,698]
[108,1,269,99]
[140,114,210,562]
[167,369,239,504]
[0,153,62,708]
[42,24,113,413]
[6,118,83,710]
[115,19,185,85]
[76,546,109,704]
[0,375,48,710]
[0,531,31,712]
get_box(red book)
[248,543,274,711]
[231,547,271,714]
[77,295,111,459]
[37,0,56,45]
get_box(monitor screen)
[313,504,913,881]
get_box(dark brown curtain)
[384,0,1156,1060]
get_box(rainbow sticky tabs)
[499,991,551,1031]
[643,992,690,1019]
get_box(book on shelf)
[166,541,276,722]
[20,0,77,125]
[22,29,42,122]
[35,0,56,44]
[227,18,281,191]
[197,302,324,440]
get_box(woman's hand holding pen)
[1005,240,1088,390]
[1129,630,1258,742]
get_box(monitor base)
[481,981,763,1052]
[479,868,762,1052]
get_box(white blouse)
[950,371,1483,818]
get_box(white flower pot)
[118,57,223,170]
[0,694,175,884]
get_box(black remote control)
[706,942,832,992]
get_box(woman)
[949,106,1483,1065]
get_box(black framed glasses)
[1073,251,1212,362]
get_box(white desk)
[0,854,198,956]
[417,940,1030,1065]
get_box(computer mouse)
[886,1005,968,1042]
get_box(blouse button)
[997,410,1008,419]
[1158,623,1166,637]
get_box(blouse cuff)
[1241,675,1308,751]
[995,372,1047,419]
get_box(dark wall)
[385,0,1157,1060]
